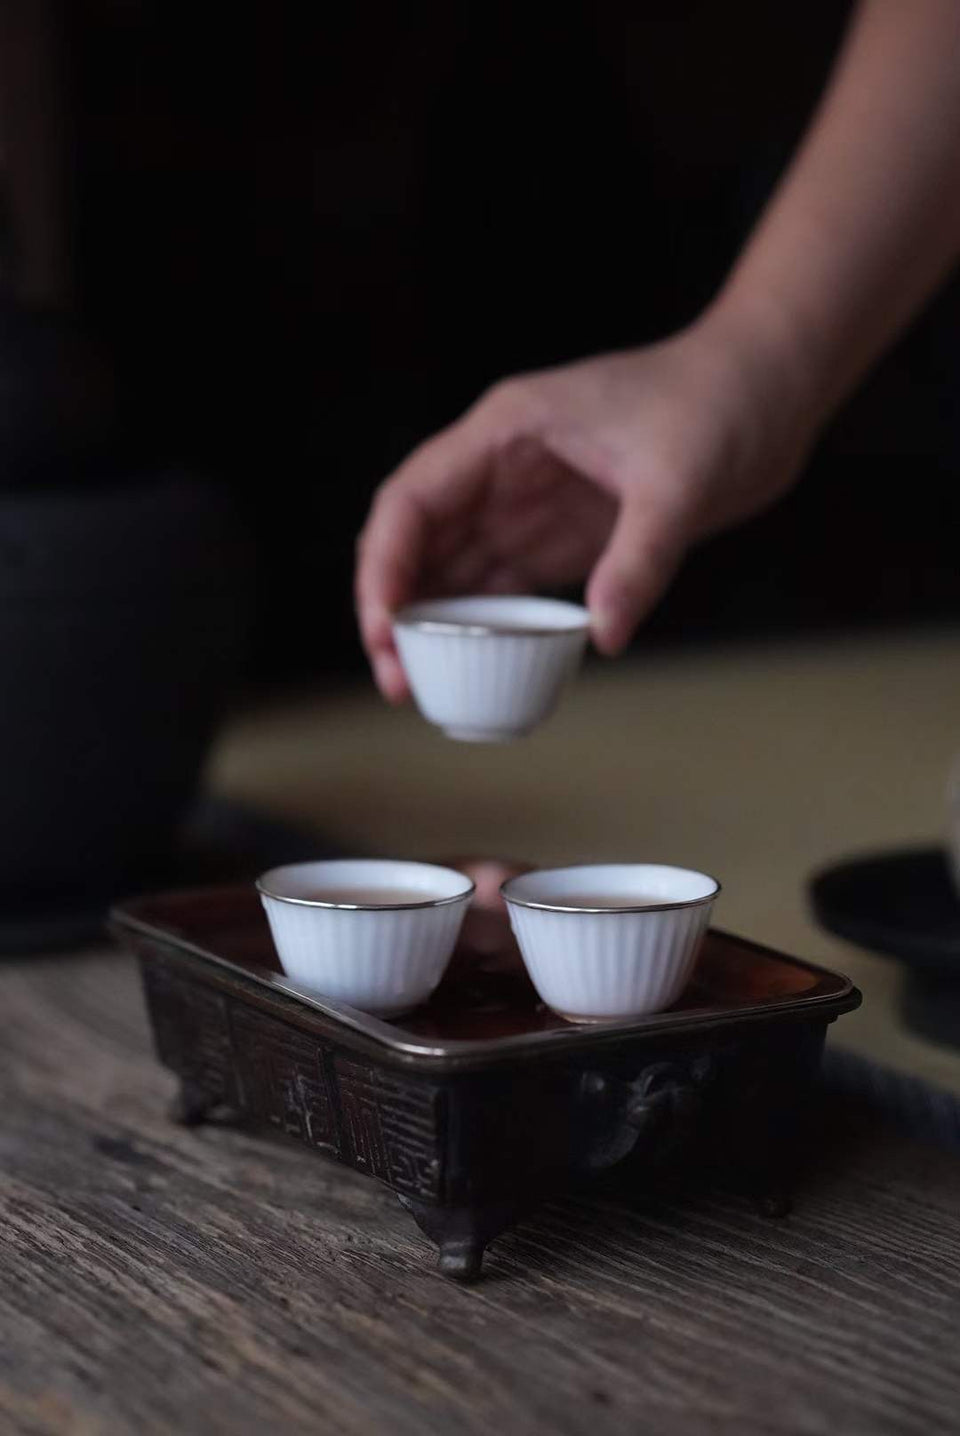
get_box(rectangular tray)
[113,885,861,1280]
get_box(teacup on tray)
[501,863,720,1022]
[257,859,474,1016]
[393,595,590,742]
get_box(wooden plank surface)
[3,947,960,1436]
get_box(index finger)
[355,416,499,699]
[355,481,427,701]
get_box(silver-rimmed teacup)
[501,863,720,1021]
[257,859,475,1016]
[393,595,589,742]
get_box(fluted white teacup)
[257,859,474,1016]
[393,595,589,742]
[501,863,720,1022]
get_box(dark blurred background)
[6,0,960,681]
[3,0,960,921]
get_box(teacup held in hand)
[393,595,589,742]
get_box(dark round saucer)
[810,846,960,1048]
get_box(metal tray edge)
[110,899,862,1071]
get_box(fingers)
[355,483,426,701]
[586,498,687,654]
[356,384,534,699]
[369,648,409,706]
[356,430,477,701]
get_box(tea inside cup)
[501,863,720,1022]
[257,859,474,1016]
[393,595,589,742]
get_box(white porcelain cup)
[393,595,590,742]
[257,859,474,1016]
[501,863,720,1022]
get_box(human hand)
[356,311,818,700]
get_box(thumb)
[586,498,686,653]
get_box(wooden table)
[6,627,960,1433]
[3,945,960,1436]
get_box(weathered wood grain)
[2,948,960,1436]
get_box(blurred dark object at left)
[0,473,253,944]
[0,291,118,485]
[0,3,256,940]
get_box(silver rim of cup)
[393,598,590,641]
[395,618,590,640]
[256,868,475,911]
[500,867,721,915]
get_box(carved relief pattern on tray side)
[143,962,440,1192]
[335,1056,442,1200]
[230,1006,339,1154]
[142,957,240,1109]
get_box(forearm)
[708,0,960,422]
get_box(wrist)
[695,280,835,436]
[651,285,833,534]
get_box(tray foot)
[169,1082,213,1127]
[397,1195,522,1282]
[756,1190,793,1220]
[724,1135,798,1221]
[437,1240,485,1284]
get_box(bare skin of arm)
[357,0,960,701]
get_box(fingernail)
[373,652,394,690]
[374,652,406,703]
[590,606,619,654]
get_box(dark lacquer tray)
[112,886,861,1280]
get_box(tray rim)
[111,885,862,1070]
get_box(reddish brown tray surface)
[114,886,859,1063]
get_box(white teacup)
[393,595,590,742]
[257,859,474,1016]
[501,863,720,1022]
